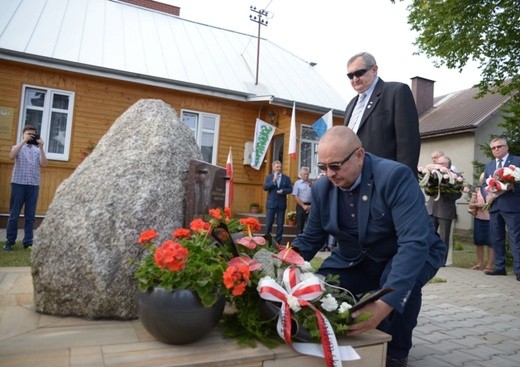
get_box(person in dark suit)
[425,155,462,266]
[292,126,445,367]
[483,137,520,281]
[343,52,420,177]
[263,160,292,245]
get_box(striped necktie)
[348,93,367,133]
[497,159,503,169]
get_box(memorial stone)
[32,99,202,319]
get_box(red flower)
[223,264,250,296]
[154,240,189,272]
[172,228,191,239]
[190,218,210,233]
[208,208,222,220]
[239,217,261,232]
[138,229,158,244]
[275,246,305,266]
[224,207,232,217]
[228,256,262,271]
[236,235,266,249]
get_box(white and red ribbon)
[257,267,360,367]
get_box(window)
[18,85,75,161]
[181,110,220,165]
[300,125,320,178]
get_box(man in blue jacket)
[483,137,520,280]
[263,160,292,245]
[292,126,445,367]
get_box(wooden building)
[0,0,347,223]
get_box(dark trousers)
[295,205,308,234]
[265,207,285,244]
[490,211,520,275]
[6,183,39,246]
[319,257,437,359]
[429,215,452,264]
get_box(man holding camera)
[4,125,47,251]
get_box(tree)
[399,0,520,101]
[397,0,520,161]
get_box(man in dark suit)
[426,155,462,266]
[263,160,292,245]
[292,126,445,367]
[343,52,420,177]
[483,137,520,281]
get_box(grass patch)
[0,242,32,267]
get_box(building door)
[272,135,284,163]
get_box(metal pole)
[250,6,269,86]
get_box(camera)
[28,134,40,145]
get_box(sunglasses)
[347,66,372,80]
[317,147,360,171]
[491,145,504,150]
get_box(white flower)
[320,293,338,312]
[299,272,319,282]
[287,294,301,312]
[299,261,314,272]
[338,302,352,314]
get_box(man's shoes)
[23,244,32,249]
[516,274,520,281]
[484,268,507,276]
[386,356,408,367]
[3,244,13,252]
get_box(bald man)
[292,126,445,367]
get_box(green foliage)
[134,229,231,308]
[402,0,520,103]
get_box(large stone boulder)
[32,99,202,319]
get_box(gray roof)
[0,0,346,113]
[419,87,512,137]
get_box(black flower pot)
[137,288,225,345]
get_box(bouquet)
[418,164,464,200]
[136,207,365,366]
[483,165,520,210]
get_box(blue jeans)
[319,257,437,359]
[6,183,39,246]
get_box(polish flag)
[289,101,297,159]
[225,146,234,207]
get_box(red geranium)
[154,240,189,272]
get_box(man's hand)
[347,300,393,336]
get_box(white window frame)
[299,124,320,178]
[181,109,220,165]
[17,84,75,161]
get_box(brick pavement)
[408,266,520,367]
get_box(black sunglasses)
[317,147,360,172]
[347,67,372,80]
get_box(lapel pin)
[362,195,368,201]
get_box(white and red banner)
[225,146,234,207]
[288,101,297,159]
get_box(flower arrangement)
[136,207,365,365]
[286,211,296,222]
[483,165,520,210]
[418,164,465,200]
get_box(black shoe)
[484,268,507,276]
[516,274,520,281]
[386,356,408,367]
[23,244,32,249]
[3,244,13,252]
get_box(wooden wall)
[0,59,340,217]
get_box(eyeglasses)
[317,147,360,171]
[347,66,372,80]
[491,145,505,150]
